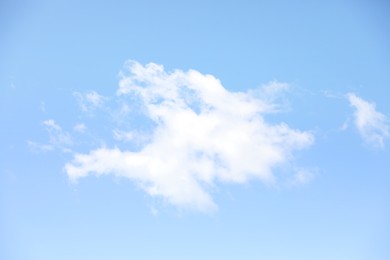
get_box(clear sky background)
[1,0,390,259]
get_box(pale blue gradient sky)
[1,1,389,259]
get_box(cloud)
[347,93,389,148]
[27,140,53,152]
[43,119,72,147]
[292,168,316,185]
[112,129,135,141]
[73,123,87,133]
[40,101,46,112]
[252,81,291,112]
[64,61,314,212]
[74,90,106,113]
[28,120,73,152]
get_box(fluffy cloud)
[64,61,314,212]
[347,93,389,148]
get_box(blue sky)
[1,0,390,259]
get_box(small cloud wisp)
[347,93,389,148]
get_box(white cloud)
[73,123,87,133]
[74,90,105,113]
[27,140,53,152]
[259,81,290,98]
[40,101,46,112]
[249,81,292,112]
[340,120,349,131]
[43,119,72,147]
[43,119,61,131]
[29,119,73,152]
[65,61,314,212]
[112,129,135,141]
[347,93,389,148]
[292,168,316,185]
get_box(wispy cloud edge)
[347,93,389,148]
